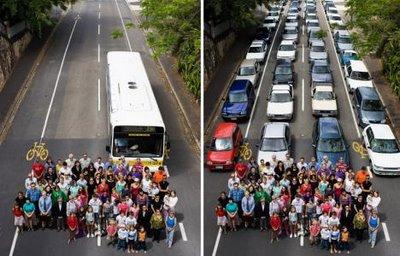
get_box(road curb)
[0,14,67,145]
[125,4,200,150]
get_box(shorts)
[128,239,136,246]
[14,216,24,226]
[217,216,227,226]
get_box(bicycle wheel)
[26,148,35,161]
[242,148,252,161]
[39,148,49,161]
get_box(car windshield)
[344,52,357,58]
[310,32,318,39]
[239,66,256,76]
[270,92,291,102]
[314,91,333,100]
[276,66,292,75]
[317,138,345,152]
[229,91,248,103]
[312,46,325,52]
[249,46,263,53]
[313,65,329,74]
[211,137,233,151]
[338,36,351,44]
[331,16,341,21]
[350,71,371,80]
[308,22,319,27]
[280,44,295,51]
[371,139,400,153]
[265,19,275,23]
[362,99,383,111]
[285,29,297,34]
[261,138,287,151]
[287,19,297,23]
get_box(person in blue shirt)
[165,211,177,248]
[26,183,41,214]
[229,183,244,209]
[241,191,255,229]
[38,191,52,229]
[368,210,380,248]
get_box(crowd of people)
[13,153,179,253]
[215,154,382,254]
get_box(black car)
[272,59,295,85]
[255,27,272,43]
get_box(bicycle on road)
[26,142,49,161]
[238,141,252,161]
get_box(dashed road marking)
[98,78,101,111]
[382,222,391,242]
[302,79,305,111]
[98,24,100,35]
[179,222,188,241]
[98,44,100,62]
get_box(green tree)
[141,0,200,98]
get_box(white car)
[305,13,318,24]
[309,41,328,62]
[306,20,320,33]
[344,60,374,92]
[328,13,344,26]
[285,16,299,28]
[246,40,267,64]
[267,84,294,120]
[257,122,291,164]
[326,6,339,16]
[277,40,296,61]
[263,16,278,30]
[235,59,261,87]
[362,124,400,175]
[311,84,337,116]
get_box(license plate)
[215,166,223,169]
[231,117,237,120]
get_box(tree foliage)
[0,0,75,36]
[141,0,200,98]
[346,0,400,96]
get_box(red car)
[206,122,243,171]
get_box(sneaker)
[87,234,90,238]
[347,251,350,254]
[91,234,95,238]
[371,245,375,248]
[270,239,273,243]
[290,234,293,238]
[294,234,297,238]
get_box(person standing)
[330,225,340,254]
[241,191,255,229]
[165,211,177,248]
[255,198,269,232]
[320,227,331,251]
[269,212,281,243]
[86,206,95,238]
[309,218,320,246]
[67,212,78,244]
[53,197,67,231]
[38,191,52,229]
[26,183,41,214]
[106,219,118,246]
[215,204,227,234]
[12,203,24,233]
[353,211,367,242]
[137,226,147,253]
[288,206,298,238]
[340,226,350,254]
[117,225,128,251]
[368,210,380,248]
[225,198,239,231]
[127,225,138,253]
[150,209,164,243]
[23,199,35,231]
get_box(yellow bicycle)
[352,141,368,159]
[238,141,252,161]
[26,142,49,161]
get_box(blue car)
[312,117,350,165]
[339,49,359,66]
[221,80,255,121]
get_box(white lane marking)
[179,222,188,241]
[98,78,101,111]
[97,235,101,246]
[97,224,101,246]
[382,222,391,242]
[99,3,101,9]
[98,12,101,19]
[212,227,222,256]
[302,24,305,35]
[300,224,304,246]
[302,44,305,63]
[98,44,100,62]
[40,15,79,140]
[245,17,284,138]
[366,165,373,178]
[98,24,100,35]
[319,0,361,138]
[114,0,133,52]
[302,79,305,111]
[8,228,18,256]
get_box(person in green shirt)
[23,199,35,230]
[254,186,271,204]
[225,198,239,231]
[150,209,164,243]
[51,185,67,204]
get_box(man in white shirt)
[25,173,37,190]
[319,212,329,228]
[296,157,308,170]
[227,173,240,192]
[270,155,279,169]
[89,194,102,223]
[262,162,275,176]
[283,153,294,169]
[65,153,76,169]
[291,194,305,218]
[79,153,91,169]
[94,157,105,171]
[116,212,127,227]
[59,162,72,176]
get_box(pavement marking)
[40,15,80,140]
[352,141,369,159]
[302,79,305,111]
[114,0,133,52]
[98,11,101,19]
[300,224,304,246]
[382,222,391,242]
[212,227,222,256]
[302,24,305,35]
[98,44,100,62]
[302,44,305,63]
[99,3,101,9]
[98,78,101,111]
[245,17,284,138]
[366,165,373,178]
[8,228,18,256]
[318,0,361,138]
[98,24,100,35]
[179,222,188,241]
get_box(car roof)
[262,122,288,138]
[349,60,369,72]
[311,41,325,46]
[357,87,379,100]
[368,124,395,140]
[239,59,257,68]
[230,80,249,92]
[251,40,264,45]
[214,122,237,138]
[272,84,291,91]
[318,117,342,138]
[313,59,329,65]
[314,85,333,92]
[281,40,295,45]
[276,58,292,66]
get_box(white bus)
[106,51,168,170]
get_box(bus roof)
[107,51,165,128]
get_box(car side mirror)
[106,146,111,152]
[356,104,360,108]
[312,144,316,148]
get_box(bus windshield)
[112,126,164,158]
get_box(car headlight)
[362,117,369,123]
[206,161,213,166]
[241,110,247,115]
[226,160,232,165]
[372,163,384,171]
[381,119,386,124]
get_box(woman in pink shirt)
[309,218,321,246]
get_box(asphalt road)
[204,1,399,255]
[0,0,200,255]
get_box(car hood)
[273,74,293,84]
[316,150,349,166]
[236,75,256,85]
[360,109,386,123]
[246,52,265,60]
[222,102,248,115]
[312,99,337,111]
[369,151,400,169]
[258,150,288,164]
[347,79,374,89]
[312,73,333,83]
[207,150,234,163]
[310,51,328,60]
[267,101,293,115]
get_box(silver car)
[306,20,320,33]
[235,59,261,88]
[282,27,299,44]
[309,41,328,62]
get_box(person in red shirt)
[270,212,281,243]
[32,160,45,180]
[299,179,312,197]
[12,203,24,232]
[152,166,166,184]
[118,199,129,215]
[67,212,78,244]
[234,160,248,180]
[321,199,332,215]
[215,204,227,234]
[97,178,110,202]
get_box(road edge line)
[8,228,18,256]
[212,227,222,256]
